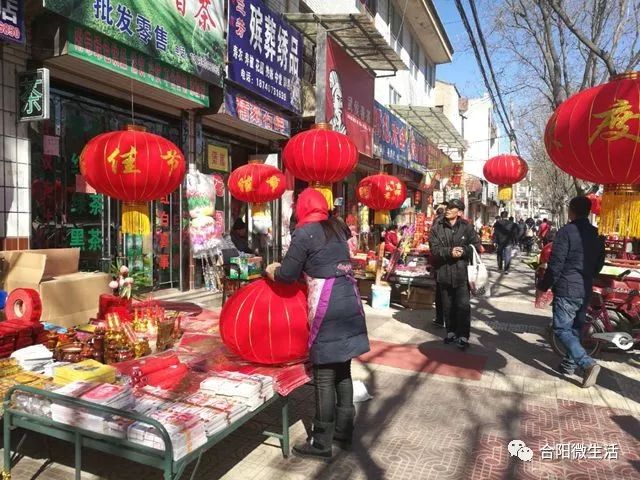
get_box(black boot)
[333,405,355,450]
[292,420,334,460]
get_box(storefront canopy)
[284,13,406,74]
[389,105,467,153]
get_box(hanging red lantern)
[483,154,528,201]
[450,163,464,187]
[228,163,286,216]
[282,123,358,208]
[219,279,309,365]
[356,173,407,224]
[545,72,640,236]
[586,193,602,216]
[80,126,186,234]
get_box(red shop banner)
[325,36,374,157]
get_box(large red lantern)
[219,279,309,365]
[80,126,186,234]
[228,163,286,216]
[356,174,407,224]
[483,154,528,201]
[282,123,358,208]
[545,72,640,236]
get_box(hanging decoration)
[482,154,528,201]
[80,126,186,235]
[586,193,602,216]
[356,173,407,225]
[282,123,358,208]
[228,162,286,235]
[450,163,464,187]
[219,279,309,365]
[545,72,640,236]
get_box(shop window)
[389,85,401,105]
[30,90,182,290]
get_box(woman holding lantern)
[265,188,370,461]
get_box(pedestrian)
[546,220,558,244]
[493,212,517,273]
[538,218,550,244]
[431,207,446,328]
[428,199,481,349]
[537,196,605,388]
[523,218,536,255]
[265,188,370,459]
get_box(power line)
[466,0,520,155]
[453,0,521,157]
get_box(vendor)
[384,225,399,255]
[230,218,253,254]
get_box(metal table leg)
[281,398,290,458]
[74,432,82,480]
[3,413,12,480]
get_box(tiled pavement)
[2,255,639,479]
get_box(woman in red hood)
[265,188,370,460]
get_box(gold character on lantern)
[238,175,253,193]
[358,185,371,200]
[162,149,180,174]
[385,181,402,199]
[589,99,640,145]
[107,147,120,173]
[266,175,280,192]
[106,146,141,174]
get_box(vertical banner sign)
[43,0,226,85]
[324,36,374,157]
[228,0,303,113]
[0,0,25,44]
[408,127,428,174]
[18,68,50,121]
[373,101,408,167]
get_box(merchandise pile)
[130,354,188,390]
[53,360,117,385]
[11,344,54,372]
[200,371,274,411]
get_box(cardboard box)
[401,286,435,310]
[0,249,111,328]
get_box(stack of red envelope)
[0,321,45,358]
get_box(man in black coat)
[432,206,446,328]
[493,211,517,273]
[428,199,481,350]
[537,196,605,388]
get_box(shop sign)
[227,0,302,113]
[0,0,24,44]
[433,190,444,205]
[448,188,463,200]
[408,127,428,174]
[373,101,408,168]
[224,85,291,137]
[44,0,225,85]
[207,143,229,172]
[67,24,209,106]
[18,68,50,121]
[324,36,374,157]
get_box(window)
[362,0,377,16]
[410,36,420,79]
[390,1,403,50]
[389,85,401,105]
[424,56,435,92]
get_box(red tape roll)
[5,288,43,323]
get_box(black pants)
[435,283,444,325]
[497,244,512,271]
[313,360,353,423]
[439,283,471,339]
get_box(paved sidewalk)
[2,255,639,479]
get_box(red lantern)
[451,163,464,187]
[228,163,286,217]
[586,193,602,216]
[219,279,309,365]
[356,174,407,224]
[545,72,640,236]
[80,126,186,234]
[283,123,358,208]
[483,154,528,201]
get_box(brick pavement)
[2,254,639,479]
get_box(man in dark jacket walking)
[429,199,481,350]
[537,196,605,388]
[493,212,517,273]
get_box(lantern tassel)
[498,185,513,201]
[311,182,333,210]
[599,185,640,238]
[122,202,151,235]
[374,210,391,225]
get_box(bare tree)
[486,0,640,197]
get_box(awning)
[390,105,467,152]
[284,13,406,74]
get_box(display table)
[3,384,289,480]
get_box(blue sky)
[433,0,486,98]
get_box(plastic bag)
[468,246,489,296]
[353,380,372,403]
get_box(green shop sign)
[44,0,225,86]
[68,24,209,106]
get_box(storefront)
[28,1,226,291]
